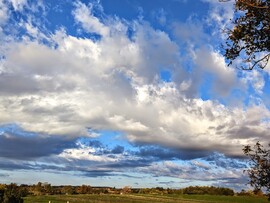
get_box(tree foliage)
[0,184,24,203]
[243,142,270,196]
[183,186,234,196]
[0,187,4,203]
[223,0,270,70]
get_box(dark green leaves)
[224,0,270,69]
[243,142,270,193]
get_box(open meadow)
[24,194,269,203]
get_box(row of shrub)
[182,186,234,196]
[0,184,24,203]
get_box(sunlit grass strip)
[24,194,269,203]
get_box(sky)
[0,0,270,191]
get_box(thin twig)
[219,0,269,9]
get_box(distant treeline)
[182,186,234,196]
[0,182,266,203]
[0,182,236,197]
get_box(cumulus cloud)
[0,0,269,184]
[73,1,109,37]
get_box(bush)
[1,184,23,203]
[183,186,234,196]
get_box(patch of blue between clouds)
[0,123,36,137]
[261,73,270,110]
[199,73,214,101]
[43,1,77,35]
[94,130,131,148]
[160,69,172,82]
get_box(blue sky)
[0,0,270,191]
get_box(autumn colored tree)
[121,186,131,194]
[243,142,270,200]
[1,184,23,203]
[223,0,270,69]
[76,185,92,194]
[61,186,75,195]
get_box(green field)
[24,194,269,203]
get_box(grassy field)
[24,194,269,203]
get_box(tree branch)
[238,0,269,9]
[219,0,269,9]
[251,53,270,69]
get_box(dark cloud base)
[0,124,76,160]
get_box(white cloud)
[73,1,109,37]
[171,18,241,98]
[242,70,265,95]
[0,0,269,161]
[21,20,48,41]
[139,160,244,183]
[194,46,238,96]
[203,0,234,38]
[172,21,209,46]
[8,0,28,11]
[1,24,270,158]
[59,142,115,162]
[0,0,9,25]
[152,8,166,26]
